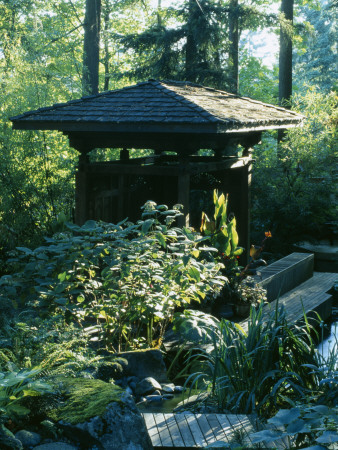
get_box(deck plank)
[184,412,208,447]
[163,414,185,447]
[240,272,335,332]
[204,413,230,445]
[153,413,174,447]
[195,414,217,445]
[142,413,163,447]
[173,413,196,447]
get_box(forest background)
[0,0,337,266]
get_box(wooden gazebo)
[11,80,304,261]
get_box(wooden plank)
[204,414,231,446]
[235,414,258,448]
[215,414,242,448]
[174,413,196,447]
[194,414,217,445]
[142,413,163,447]
[240,272,336,332]
[184,412,208,447]
[163,414,185,448]
[256,253,314,301]
[153,413,174,447]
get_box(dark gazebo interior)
[11,80,304,261]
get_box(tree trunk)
[185,0,198,81]
[103,0,110,91]
[229,0,239,94]
[82,0,101,96]
[279,0,293,107]
[278,0,293,146]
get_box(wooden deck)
[241,271,336,332]
[255,252,314,301]
[142,412,287,448]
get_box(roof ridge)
[151,80,223,124]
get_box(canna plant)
[200,190,243,262]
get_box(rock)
[174,385,184,393]
[125,386,134,396]
[15,430,41,447]
[95,358,128,382]
[135,377,162,397]
[32,444,77,450]
[163,394,174,400]
[118,349,168,383]
[129,381,137,392]
[174,392,210,412]
[144,395,163,403]
[49,377,152,450]
[0,435,23,450]
[0,424,23,449]
[161,383,175,393]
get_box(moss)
[49,378,124,425]
[95,358,128,381]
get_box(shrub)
[0,202,227,351]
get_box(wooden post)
[118,175,125,221]
[177,173,190,228]
[75,153,89,225]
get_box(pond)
[318,320,338,365]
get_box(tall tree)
[228,0,239,94]
[279,0,293,107]
[294,0,337,93]
[82,0,101,95]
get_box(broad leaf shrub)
[250,405,338,449]
[0,202,226,351]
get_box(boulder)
[49,378,152,450]
[117,349,168,383]
[33,444,77,450]
[135,377,162,397]
[0,424,23,450]
[15,430,41,447]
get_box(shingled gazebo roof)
[11,80,303,135]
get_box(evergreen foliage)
[294,0,338,92]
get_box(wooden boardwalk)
[240,271,336,332]
[142,412,287,448]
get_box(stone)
[174,392,209,412]
[163,394,174,400]
[135,377,162,397]
[32,444,77,450]
[174,385,184,393]
[95,358,128,382]
[0,435,23,450]
[15,430,41,447]
[161,383,175,393]
[48,378,152,450]
[76,391,153,450]
[144,395,163,403]
[118,349,168,383]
